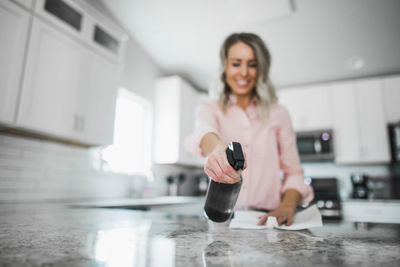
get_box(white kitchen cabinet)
[330,82,359,163]
[0,0,30,124]
[342,200,400,223]
[154,76,204,166]
[330,79,390,164]
[278,84,333,131]
[11,0,35,10]
[78,51,119,145]
[34,0,126,64]
[17,17,119,145]
[381,75,400,124]
[17,17,84,139]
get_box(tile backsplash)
[0,133,134,202]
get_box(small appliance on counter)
[350,173,369,199]
[296,129,334,162]
[195,173,209,196]
[350,172,400,200]
[166,173,187,196]
[309,177,342,219]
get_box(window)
[100,88,152,176]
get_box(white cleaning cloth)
[229,204,323,230]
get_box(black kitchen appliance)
[388,123,400,163]
[309,177,342,219]
[296,130,334,162]
[388,123,400,198]
[350,173,369,199]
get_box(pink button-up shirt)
[185,96,314,211]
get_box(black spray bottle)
[203,142,245,222]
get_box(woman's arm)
[200,132,225,156]
[200,132,243,184]
[257,189,301,226]
[257,106,311,226]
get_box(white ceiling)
[100,0,400,91]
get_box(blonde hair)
[218,33,278,120]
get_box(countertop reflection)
[0,201,399,266]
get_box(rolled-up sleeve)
[184,100,220,157]
[277,107,314,204]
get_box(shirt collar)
[228,94,259,119]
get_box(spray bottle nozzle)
[226,142,245,171]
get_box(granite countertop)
[1,200,400,266]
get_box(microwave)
[296,130,334,162]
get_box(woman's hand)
[257,206,295,226]
[257,189,301,226]
[204,143,245,184]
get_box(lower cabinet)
[17,17,119,145]
[330,79,390,164]
[342,200,400,224]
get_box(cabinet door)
[17,18,82,138]
[79,51,119,145]
[179,79,204,166]
[0,1,30,124]
[330,82,360,164]
[354,79,390,163]
[11,0,35,10]
[154,77,180,164]
[381,75,400,124]
[331,79,390,164]
[278,84,332,131]
[154,76,203,166]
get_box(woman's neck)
[235,94,252,110]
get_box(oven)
[309,177,342,219]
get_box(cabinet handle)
[73,115,85,132]
[314,140,322,153]
[73,115,79,131]
[80,117,85,132]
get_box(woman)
[186,33,313,226]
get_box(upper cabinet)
[17,18,84,139]
[11,0,36,10]
[34,0,126,63]
[78,50,120,145]
[330,79,390,164]
[381,75,400,124]
[279,77,392,164]
[1,0,127,146]
[154,76,205,167]
[278,84,333,131]
[0,1,30,124]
